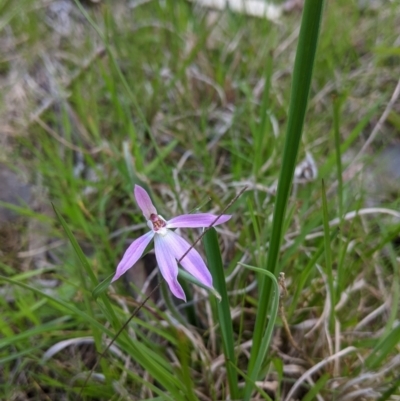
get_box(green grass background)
[1,0,400,400]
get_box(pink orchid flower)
[112,185,231,301]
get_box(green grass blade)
[321,179,335,330]
[248,0,325,379]
[0,346,43,364]
[143,139,179,175]
[52,203,97,284]
[377,376,400,401]
[203,228,239,400]
[240,264,279,401]
[0,275,114,338]
[175,330,199,401]
[320,100,381,178]
[0,317,70,349]
[382,241,400,336]
[288,239,325,317]
[92,273,113,299]
[52,204,113,379]
[254,54,273,177]
[365,323,400,370]
[53,204,117,324]
[301,373,330,401]
[333,94,344,218]
[230,363,273,401]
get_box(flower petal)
[134,185,157,219]
[112,231,154,282]
[154,234,186,301]
[161,231,213,289]
[167,213,231,228]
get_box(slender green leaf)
[333,94,344,219]
[365,322,400,370]
[0,346,43,364]
[241,263,279,400]
[377,376,400,401]
[203,228,239,400]
[302,373,329,401]
[143,139,179,175]
[253,54,272,176]
[52,203,97,284]
[92,273,113,299]
[320,101,380,178]
[0,317,70,348]
[248,0,325,383]
[229,357,273,401]
[321,179,335,330]
[175,329,199,401]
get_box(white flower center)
[148,214,168,236]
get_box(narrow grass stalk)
[333,94,344,218]
[254,54,273,177]
[230,364,273,401]
[320,101,380,178]
[288,240,325,317]
[92,273,114,299]
[52,205,96,283]
[203,228,239,400]
[175,330,199,401]
[247,0,325,383]
[365,324,400,370]
[331,94,346,318]
[241,264,279,400]
[377,377,400,401]
[301,373,330,401]
[321,179,335,331]
[382,241,400,333]
[53,205,118,325]
[0,317,70,349]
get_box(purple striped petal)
[154,234,186,301]
[134,185,157,219]
[161,231,213,289]
[167,213,231,228]
[112,231,154,282]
